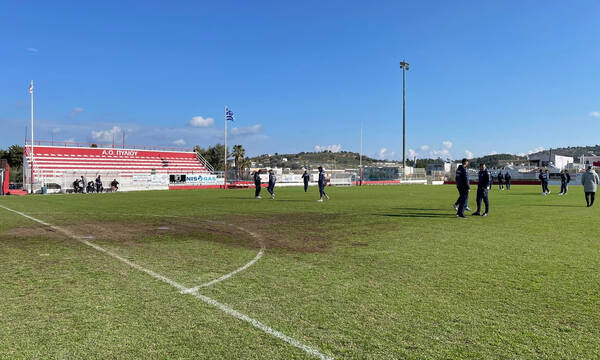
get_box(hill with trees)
[529,145,600,161]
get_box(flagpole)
[30,80,35,193]
[360,123,363,186]
[224,106,228,190]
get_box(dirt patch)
[3,226,64,241]
[2,212,354,254]
[219,213,341,253]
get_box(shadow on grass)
[390,207,447,211]
[375,212,451,218]
[527,204,584,208]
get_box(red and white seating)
[25,146,210,176]
[24,144,213,192]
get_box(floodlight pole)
[224,106,228,190]
[30,80,35,193]
[400,61,409,174]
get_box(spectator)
[110,179,119,192]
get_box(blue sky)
[1,1,599,160]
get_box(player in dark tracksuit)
[267,170,276,199]
[317,166,329,202]
[253,170,262,199]
[455,158,470,218]
[539,169,550,195]
[504,172,512,190]
[302,170,310,192]
[473,164,490,216]
[497,172,504,190]
[559,170,571,195]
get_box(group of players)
[72,175,120,193]
[252,166,329,202]
[455,158,598,217]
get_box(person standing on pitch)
[317,166,329,202]
[455,158,470,218]
[497,171,504,190]
[267,169,276,199]
[253,170,262,199]
[473,163,490,216]
[581,165,599,207]
[489,173,494,189]
[544,169,551,194]
[559,170,571,195]
[302,170,310,192]
[504,171,512,190]
[538,169,549,195]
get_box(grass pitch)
[1,185,599,359]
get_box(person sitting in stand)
[110,179,119,192]
[86,181,95,193]
[95,175,103,193]
[73,178,81,193]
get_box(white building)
[528,154,573,170]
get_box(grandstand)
[23,141,219,193]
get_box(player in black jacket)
[455,158,470,218]
[473,164,490,216]
[253,170,262,199]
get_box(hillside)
[530,145,600,160]
[249,151,395,169]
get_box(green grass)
[1,185,599,359]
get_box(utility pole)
[399,60,410,174]
[29,80,34,193]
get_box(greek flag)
[226,108,234,122]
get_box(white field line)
[0,204,333,360]
[182,223,265,293]
[24,212,266,290]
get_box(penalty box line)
[0,204,333,360]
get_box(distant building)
[580,155,600,168]
[528,154,573,170]
[427,162,452,175]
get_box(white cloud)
[378,147,397,160]
[408,148,418,158]
[442,140,453,149]
[172,139,186,146]
[465,150,474,159]
[528,146,546,155]
[430,149,450,158]
[26,48,38,54]
[314,144,342,153]
[488,150,498,155]
[52,127,61,134]
[69,107,84,118]
[420,145,430,151]
[590,111,600,118]
[188,116,214,127]
[231,124,263,136]
[91,126,121,142]
[64,138,75,143]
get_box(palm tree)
[239,157,251,180]
[232,145,246,179]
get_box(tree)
[90,144,98,148]
[194,144,228,171]
[7,145,24,168]
[231,144,246,178]
[238,157,251,180]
